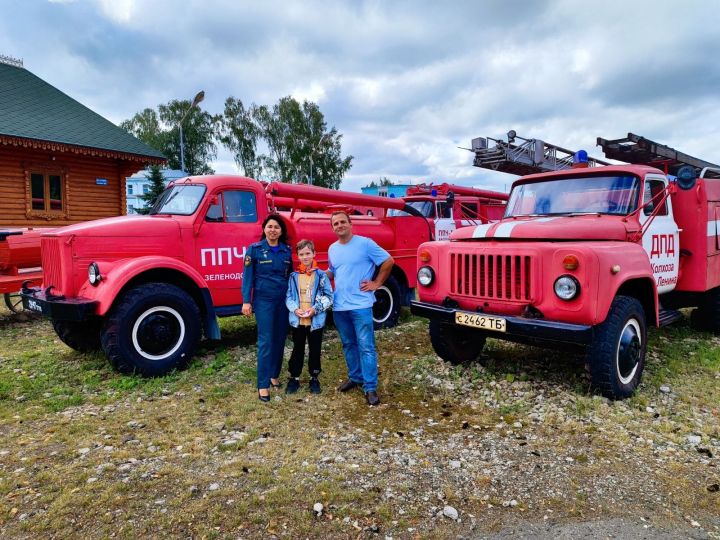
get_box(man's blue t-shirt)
[328,235,391,311]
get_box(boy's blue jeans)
[333,308,378,392]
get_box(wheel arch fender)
[608,277,658,327]
[592,245,659,327]
[81,257,220,340]
[389,266,412,306]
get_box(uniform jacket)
[285,269,333,331]
[241,239,292,302]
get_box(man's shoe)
[366,391,380,406]
[285,378,300,394]
[337,379,359,392]
[309,378,321,394]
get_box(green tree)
[158,100,219,175]
[136,165,167,214]
[364,177,392,189]
[219,97,263,178]
[119,108,165,151]
[121,100,219,175]
[221,96,352,189]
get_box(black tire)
[694,287,720,333]
[101,283,200,376]
[373,275,402,329]
[586,296,646,400]
[53,319,102,352]
[4,292,24,313]
[429,319,486,365]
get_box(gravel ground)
[0,315,719,538]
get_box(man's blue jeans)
[333,308,378,392]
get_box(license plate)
[25,298,43,313]
[455,311,506,332]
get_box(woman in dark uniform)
[241,214,293,401]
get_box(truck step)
[658,309,684,327]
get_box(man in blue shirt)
[327,211,394,406]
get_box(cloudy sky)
[2,0,719,192]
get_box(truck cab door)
[195,190,261,307]
[434,201,455,241]
[640,176,680,294]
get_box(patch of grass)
[1,304,720,537]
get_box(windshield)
[505,175,640,217]
[151,184,207,215]
[387,201,435,217]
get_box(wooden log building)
[0,56,165,228]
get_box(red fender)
[77,256,208,315]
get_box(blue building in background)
[125,168,187,214]
[361,183,413,197]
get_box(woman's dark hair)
[261,213,289,244]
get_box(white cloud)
[95,0,136,24]
[2,0,720,193]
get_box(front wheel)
[429,319,486,365]
[586,296,646,400]
[101,283,201,376]
[53,319,102,352]
[373,276,402,329]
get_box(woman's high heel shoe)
[258,390,271,402]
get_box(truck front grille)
[41,237,63,294]
[450,252,532,301]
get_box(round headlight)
[417,266,435,286]
[88,262,102,286]
[554,275,579,301]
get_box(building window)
[143,184,150,194]
[26,168,67,218]
[128,184,134,195]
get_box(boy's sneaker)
[286,378,300,394]
[309,378,321,394]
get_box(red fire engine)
[21,176,437,375]
[393,183,507,240]
[0,228,51,312]
[412,133,720,399]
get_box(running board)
[658,309,683,327]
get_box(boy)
[285,239,333,393]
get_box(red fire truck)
[21,175,435,375]
[0,228,51,313]
[411,133,720,399]
[390,183,507,240]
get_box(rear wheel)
[429,319,486,365]
[4,292,23,313]
[101,283,200,376]
[693,287,720,333]
[373,276,402,329]
[586,296,646,400]
[53,319,102,352]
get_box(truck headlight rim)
[554,274,579,301]
[88,262,102,286]
[417,266,435,286]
